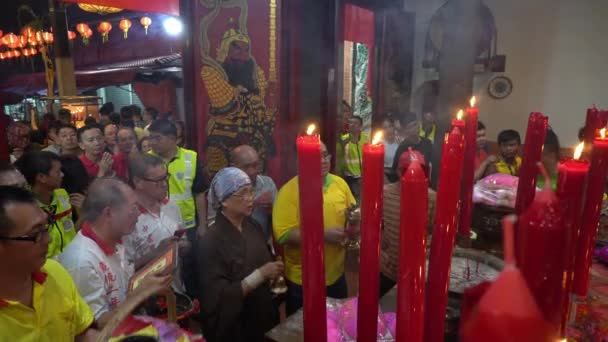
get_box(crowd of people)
[1,103,569,341]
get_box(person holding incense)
[198,167,282,342]
[483,129,522,177]
[273,141,358,316]
[379,150,437,296]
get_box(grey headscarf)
[208,167,252,213]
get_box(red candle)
[517,171,566,334]
[583,107,603,144]
[572,129,608,297]
[357,132,385,342]
[396,154,428,342]
[459,98,479,237]
[296,124,327,342]
[451,109,465,130]
[556,143,589,335]
[514,112,548,261]
[424,123,465,342]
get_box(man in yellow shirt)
[484,129,522,177]
[273,142,358,315]
[0,186,98,341]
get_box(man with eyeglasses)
[123,153,187,293]
[273,141,359,315]
[15,151,77,258]
[0,186,99,341]
[58,178,172,328]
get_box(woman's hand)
[69,193,86,209]
[259,261,284,280]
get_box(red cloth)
[59,0,178,16]
[132,80,177,116]
[79,153,127,180]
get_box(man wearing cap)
[379,150,437,296]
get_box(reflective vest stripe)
[170,193,194,201]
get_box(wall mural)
[197,0,278,175]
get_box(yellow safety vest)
[151,147,197,228]
[40,188,76,258]
[338,132,369,177]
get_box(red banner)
[60,0,179,16]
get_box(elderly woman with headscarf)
[198,167,283,342]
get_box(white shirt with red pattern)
[123,200,183,264]
[57,223,134,320]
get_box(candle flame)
[306,124,316,135]
[574,142,584,160]
[469,96,476,107]
[557,339,567,342]
[601,128,606,139]
[372,131,383,145]
[456,109,463,120]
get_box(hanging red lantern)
[4,33,18,46]
[97,21,112,43]
[119,19,131,39]
[21,26,35,39]
[12,50,20,58]
[22,49,30,57]
[29,47,37,55]
[38,46,46,54]
[0,52,5,60]
[17,35,27,48]
[140,16,152,35]
[42,32,54,44]
[76,23,90,44]
[86,28,93,38]
[67,30,76,40]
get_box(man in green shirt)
[336,116,369,200]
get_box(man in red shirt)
[77,124,127,181]
[474,121,494,181]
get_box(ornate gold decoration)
[78,4,123,15]
[269,0,277,82]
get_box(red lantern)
[42,32,53,44]
[86,28,93,38]
[3,33,18,46]
[76,23,90,44]
[17,35,27,48]
[21,26,35,38]
[67,30,76,40]
[22,49,30,57]
[29,47,37,55]
[140,16,152,35]
[0,52,5,60]
[13,50,20,58]
[0,30,3,39]
[97,21,112,43]
[119,19,131,39]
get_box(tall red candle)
[556,143,589,335]
[424,122,465,342]
[460,98,479,237]
[583,107,603,144]
[514,112,548,261]
[357,132,384,342]
[518,172,567,334]
[296,124,327,342]
[396,154,428,342]
[572,129,608,296]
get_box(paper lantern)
[67,31,76,41]
[29,47,37,55]
[119,19,132,39]
[0,52,5,60]
[18,35,27,48]
[140,16,152,35]
[21,26,35,38]
[3,33,18,46]
[22,49,30,57]
[35,31,43,43]
[76,23,91,44]
[97,21,112,43]
[12,50,20,58]
[42,32,53,44]
[85,28,93,38]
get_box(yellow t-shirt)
[273,174,356,286]
[495,156,522,176]
[0,259,94,341]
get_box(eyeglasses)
[0,226,50,243]
[141,174,170,186]
[232,190,255,200]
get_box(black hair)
[120,106,133,119]
[544,128,561,155]
[84,117,97,126]
[120,119,135,129]
[0,161,18,176]
[148,119,177,137]
[497,129,521,145]
[99,102,114,116]
[145,107,159,120]
[58,123,78,135]
[14,151,61,186]
[58,108,71,121]
[109,113,121,125]
[77,124,102,142]
[0,186,37,235]
[130,105,142,118]
[477,121,486,130]
[350,115,363,126]
[48,120,63,134]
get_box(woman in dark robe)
[198,167,283,342]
